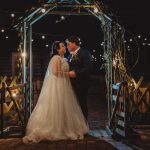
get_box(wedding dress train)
[23,55,89,143]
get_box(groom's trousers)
[75,88,88,121]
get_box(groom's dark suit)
[68,48,92,120]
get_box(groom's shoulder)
[80,47,90,52]
[80,48,91,55]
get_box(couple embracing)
[23,36,92,143]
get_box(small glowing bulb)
[130,83,134,87]
[101,42,104,46]
[1,29,5,33]
[138,35,141,38]
[41,8,46,13]
[61,16,65,20]
[6,36,8,39]
[32,39,34,42]
[12,93,17,97]
[142,43,146,46]
[45,44,49,47]
[94,7,98,13]
[144,38,147,41]
[41,35,45,39]
[129,39,133,42]
[113,60,116,66]
[22,53,26,57]
[11,13,15,18]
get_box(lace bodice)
[60,57,69,72]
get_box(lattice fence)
[0,76,27,137]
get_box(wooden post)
[124,82,128,137]
[0,82,5,137]
[24,83,27,126]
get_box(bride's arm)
[51,56,69,77]
[51,56,61,76]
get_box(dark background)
[0,0,150,80]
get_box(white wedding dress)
[23,55,89,143]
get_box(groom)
[66,36,92,121]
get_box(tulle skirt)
[23,74,89,143]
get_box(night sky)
[0,0,150,77]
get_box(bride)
[23,41,89,143]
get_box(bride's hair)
[50,41,64,58]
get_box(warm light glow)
[12,93,17,97]
[138,35,141,38]
[130,83,133,87]
[131,79,137,88]
[11,13,15,18]
[61,16,65,20]
[129,39,133,42]
[45,44,49,47]
[41,35,45,39]
[113,60,117,66]
[41,8,46,13]
[6,36,8,39]
[94,7,98,13]
[101,42,104,46]
[22,53,26,57]
[1,29,5,33]
[142,43,146,46]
